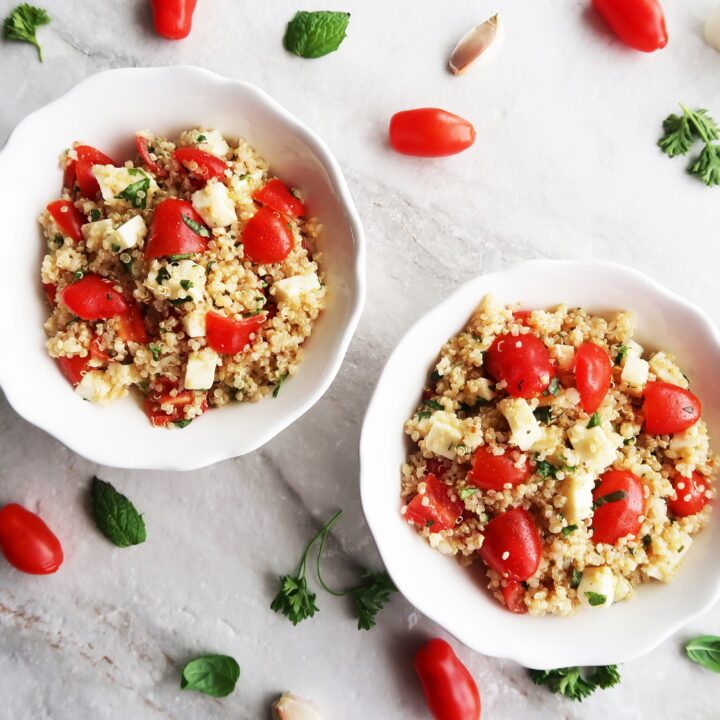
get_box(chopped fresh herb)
[89,208,101,222]
[585,592,607,607]
[459,486,478,501]
[685,636,720,673]
[642,534,652,548]
[195,134,207,143]
[623,437,636,446]
[148,345,161,362]
[430,370,442,382]
[593,490,628,510]
[111,243,121,253]
[169,297,192,305]
[116,175,151,209]
[53,234,64,247]
[416,411,432,420]
[528,665,620,701]
[424,399,443,411]
[562,524,578,537]
[544,377,560,397]
[535,460,560,480]
[273,373,288,398]
[156,267,171,284]
[206,260,215,272]
[571,568,582,589]
[534,406,553,424]
[180,279,193,291]
[614,345,628,366]
[120,256,133,276]
[3,4,50,61]
[89,476,146,547]
[173,419,192,429]
[180,655,240,697]
[587,412,602,429]
[284,11,350,59]
[168,253,194,261]
[138,379,150,393]
[73,270,84,282]
[425,520,434,528]
[181,214,210,238]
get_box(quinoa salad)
[40,129,325,427]
[401,294,717,616]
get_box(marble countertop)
[2,0,720,717]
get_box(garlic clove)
[272,693,324,720]
[705,5,720,52]
[449,13,503,76]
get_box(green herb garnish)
[571,569,582,588]
[284,11,350,59]
[529,665,620,702]
[181,214,210,238]
[90,476,146,548]
[534,406,553,424]
[273,373,288,398]
[562,524,578,537]
[3,4,49,61]
[89,208,101,222]
[180,655,240,697]
[195,134,207,143]
[169,297,192,305]
[424,399,443,411]
[593,490,628,510]
[686,636,720,673]
[587,412,602,429]
[544,377,560,397]
[116,175,151,209]
[585,591,607,607]
[623,437,636,446]
[173,419,192,429]
[180,279,193,291]
[111,243,121,253]
[416,411,432,420]
[168,253,194,261]
[148,345,161,362]
[459,486,478,501]
[535,460,560,480]
[614,345,628,366]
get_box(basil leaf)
[424,399,443,411]
[284,10,350,59]
[585,591,606,607]
[273,373,288,398]
[116,175,150,209]
[686,636,720,673]
[180,654,240,697]
[181,214,210,238]
[593,490,628,510]
[534,406,553,424]
[90,476,146,547]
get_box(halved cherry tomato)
[136,135,167,178]
[467,446,529,491]
[117,303,149,344]
[173,147,227,183]
[574,342,612,414]
[480,508,541,581]
[415,638,481,720]
[485,333,554,398]
[592,0,668,53]
[145,198,210,259]
[143,378,207,427]
[205,311,265,355]
[405,473,463,532]
[61,274,128,320]
[0,503,63,575]
[43,282,57,305]
[252,178,306,218]
[643,381,701,435]
[389,108,476,157]
[502,580,528,614]
[71,145,117,198]
[591,470,645,545]
[151,0,198,40]
[56,354,91,387]
[242,207,294,264]
[47,200,85,243]
[89,336,110,363]
[668,472,711,518]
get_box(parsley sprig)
[3,4,49,62]
[529,665,620,701]
[658,104,720,187]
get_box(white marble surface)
[1,0,720,718]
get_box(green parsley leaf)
[529,665,620,701]
[349,570,397,631]
[614,345,628,366]
[424,399,443,411]
[273,372,288,398]
[90,476,146,548]
[562,524,578,537]
[534,406,553,424]
[181,214,210,238]
[587,412,602,429]
[284,10,350,59]
[591,665,621,689]
[3,4,49,61]
[688,143,720,187]
[658,112,696,157]
[593,490,628,510]
[686,636,720,673]
[585,591,607,607]
[116,175,151,209]
[459,486,478,501]
[180,655,240,697]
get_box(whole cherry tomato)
[389,108,476,157]
[591,470,645,545]
[242,207,294,264]
[205,311,265,355]
[574,342,612,414]
[145,198,210,258]
[0,504,64,575]
[252,179,306,218]
[66,145,117,198]
[485,333,554,398]
[56,354,91,387]
[47,200,85,244]
[61,274,128,320]
[592,0,668,53]
[414,638,481,720]
[405,473,463,532]
[502,580,528,614]
[136,135,167,178]
[467,446,530,491]
[667,472,711,518]
[643,381,701,435]
[173,147,228,183]
[480,507,541,581]
[151,0,198,40]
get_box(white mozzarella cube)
[106,362,138,387]
[625,340,644,358]
[111,215,147,251]
[561,470,595,524]
[81,219,114,251]
[92,165,157,206]
[424,411,464,460]
[184,348,219,390]
[577,566,616,608]
[75,370,114,404]
[621,354,649,389]
[272,274,321,303]
[648,352,689,388]
[498,397,542,451]
[191,181,236,228]
[646,533,692,582]
[474,377,496,402]
[183,306,207,338]
[197,129,230,158]
[568,423,618,474]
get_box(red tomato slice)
[136,135,167,177]
[480,507,541,581]
[43,282,57,305]
[143,379,207,427]
[668,472,711,518]
[574,342,612,414]
[205,311,265,355]
[643,381,701,435]
[56,354,91,387]
[591,470,645,545]
[0,503,64,575]
[173,147,228,183]
[61,274,128,320]
[502,580,528,614]
[404,473,463,532]
[117,303,149,344]
[389,108,476,157]
[72,145,117,197]
[467,446,530,491]
[242,207,294,264]
[592,0,668,53]
[252,179,306,218]
[47,200,85,243]
[145,198,210,259]
[485,333,554,398]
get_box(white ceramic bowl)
[0,66,365,471]
[361,259,720,669]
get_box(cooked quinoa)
[40,128,325,427]
[401,294,717,616]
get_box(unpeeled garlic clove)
[449,13,502,76]
[272,693,324,720]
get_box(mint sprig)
[284,11,350,59]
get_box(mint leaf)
[90,476,146,547]
[180,655,240,697]
[284,11,350,59]
[686,636,720,673]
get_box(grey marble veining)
[1,0,720,717]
